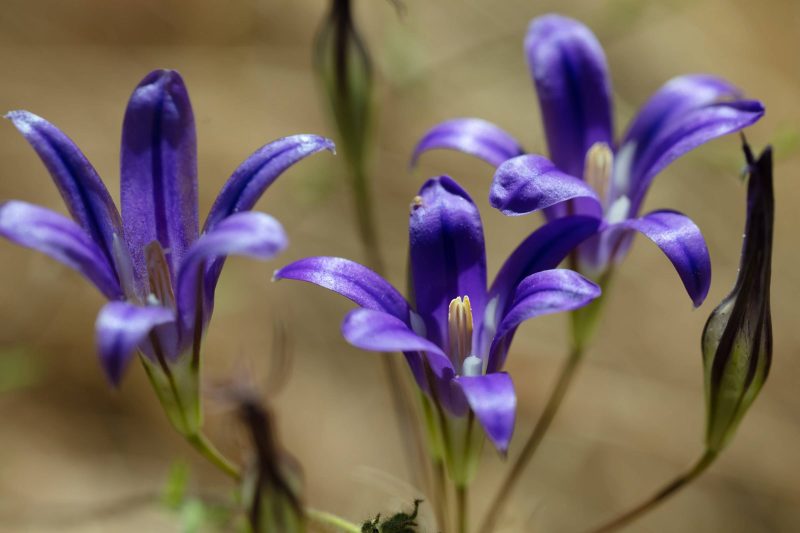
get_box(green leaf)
[161,460,190,510]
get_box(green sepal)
[141,352,201,436]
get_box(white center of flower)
[461,355,483,377]
[605,195,632,224]
[448,296,473,369]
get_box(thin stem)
[478,345,585,533]
[350,162,429,494]
[380,354,429,492]
[456,485,468,533]
[351,163,384,274]
[306,508,361,532]
[432,458,450,533]
[587,450,718,533]
[186,432,242,482]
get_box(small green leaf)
[179,499,207,533]
[161,460,190,510]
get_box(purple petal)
[273,257,410,321]
[409,176,487,348]
[6,110,123,262]
[481,216,599,354]
[525,14,614,178]
[488,269,600,373]
[204,135,335,232]
[622,75,764,211]
[411,118,525,168]
[121,69,198,285]
[342,308,453,378]
[624,75,744,150]
[176,211,287,335]
[0,201,122,299]
[491,154,603,217]
[455,372,516,453]
[621,210,711,307]
[95,301,174,386]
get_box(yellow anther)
[448,296,473,365]
[583,142,614,202]
[410,195,424,212]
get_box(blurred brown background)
[0,0,798,531]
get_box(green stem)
[306,508,362,532]
[351,162,384,274]
[186,432,241,482]
[477,345,585,533]
[586,450,718,533]
[432,458,450,533]
[456,484,468,533]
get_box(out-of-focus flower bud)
[238,395,306,533]
[314,0,373,170]
[703,141,774,453]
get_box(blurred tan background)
[1,0,799,531]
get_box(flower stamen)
[584,142,614,204]
[146,241,176,309]
[448,296,473,367]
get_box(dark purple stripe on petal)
[6,111,123,264]
[176,211,287,337]
[622,75,764,212]
[455,372,516,453]
[0,201,123,299]
[274,257,410,321]
[621,210,711,307]
[409,176,488,348]
[95,301,174,386]
[121,70,198,284]
[525,14,614,178]
[411,118,525,168]
[204,135,335,232]
[491,154,602,217]
[623,75,742,154]
[488,269,600,373]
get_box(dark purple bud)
[702,140,773,452]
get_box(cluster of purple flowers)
[0,11,774,533]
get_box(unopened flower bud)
[314,0,373,169]
[239,396,306,533]
[702,142,773,453]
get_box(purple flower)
[413,14,764,307]
[0,70,334,390]
[274,176,600,455]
